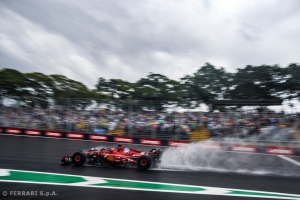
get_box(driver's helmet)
[117,144,122,151]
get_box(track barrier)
[1,127,300,156]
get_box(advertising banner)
[199,142,222,150]
[25,129,42,136]
[230,144,257,153]
[45,131,62,138]
[265,146,295,156]
[168,140,190,147]
[5,128,21,134]
[89,134,108,142]
[66,132,84,139]
[140,138,162,146]
[113,136,133,144]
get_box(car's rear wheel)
[137,155,152,170]
[72,152,86,166]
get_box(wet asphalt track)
[0,134,300,200]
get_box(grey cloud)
[0,0,300,88]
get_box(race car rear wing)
[148,149,163,157]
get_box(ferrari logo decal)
[106,156,114,162]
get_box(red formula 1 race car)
[61,145,163,170]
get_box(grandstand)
[0,97,299,143]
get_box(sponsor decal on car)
[25,129,41,136]
[5,128,21,134]
[140,138,161,146]
[230,144,257,153]
[89,134,108,141]
[265,146,295,156]
[199,142,222,150]
[168,140,190,147]
[45,131,62,138]
[67,132,84,139]
[114,136,133,143]
[106,155,114,162]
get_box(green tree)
[0,68,104,108]
[132,73,182,110]
[96,78,134,100]
[229,65,287,100]
[190,63,233,100]
[179,75,210,108]
[281,63,300,100]
[0,68,33,96]
[48,74,101,109]
[25,72,54,96]
[0,68,38,107]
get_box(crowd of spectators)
[0,105,299,141]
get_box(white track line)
[278,155,300,167]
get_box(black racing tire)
[137,155,152,170]
[72,152,86,166]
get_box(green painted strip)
[1,169,300,199]
[228,190,300,199]
[0,171,86,184]
[95,179,205,192]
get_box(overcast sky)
[0,0,300,88]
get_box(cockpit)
[99,145,127,153]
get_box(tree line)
[1,63,299,110]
